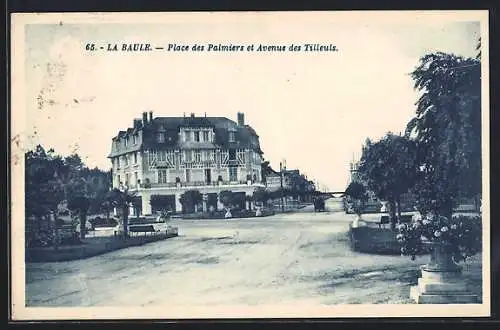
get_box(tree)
[218,190,234,209]
[357,133,418,229]
[405,51,481,220]
[25,145,66,220]
[261,161,274,183]
[252,187,269,206]
[108,187,137,237]
[344,181,368,216]
[67,195,90,240]
[179,189,203,213]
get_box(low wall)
[349,226,401,254]
[349,226,431,255]
[26,232,178,263]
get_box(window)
[185,130,191,142]
[229,149,236,160]
[123,155,128,166]
[158,169,167,184]
[185,169,191,183]
[157,133,165,143]
[133,134,138,145]
[134,172,138,187]
[229,167,238,182]
[125,173,130,185]
[134,152,138,164]
[124,137,128,147]
[194,150,201,162]
[117,175,121,185]
[194,131,200,142]
[115,140,120,151]
[229,131,236,143]
[210,150,216,161]
[158,150,166,162]
[184,150,192,162]
[203,131,209,142]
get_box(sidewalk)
[26,231,178,263]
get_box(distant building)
[108,111,265,214]
[265,171,282,192]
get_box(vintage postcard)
[10,11,490,320]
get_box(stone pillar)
[142,193,151,215]
[410,266,478,304]
[175,193,183,213]
[217,195,224,211]
[202,194,208,212]
[129,204,135,217]
[410,244,478,304]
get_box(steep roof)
[109,115,263,157]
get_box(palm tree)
[108,186,136,238]
[67,195,90,240]
[179,190,203,213]
[218,190,234,209]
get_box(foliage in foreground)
[397,214,482,261]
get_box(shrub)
[397,213,482,261]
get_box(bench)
[379,214,413,228]
[379,215,390,228]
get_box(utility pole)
[280,161,285,212]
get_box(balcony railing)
[137,180,265,189]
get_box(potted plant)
[397,213,481,264]
[246,174,252,186]
[175,177,181,188]
[217,175,223,186]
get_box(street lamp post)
[280,161,285,212]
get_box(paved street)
[25,198,462,306]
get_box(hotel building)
[109,111,265,215]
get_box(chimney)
[237,112,245,126]
[142,112,148,125]
[190,113,195,118]
[149,111,153,122]
[133,119,142,128]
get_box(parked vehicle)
[314,198,325,212]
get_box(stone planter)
[410,241,478,304]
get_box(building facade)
[109,111,265,215]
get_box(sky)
[18,12,482,191]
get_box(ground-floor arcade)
[120,184,263,216]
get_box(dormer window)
[203,131,209,142]
[194,131,200,142]
[124,137,128,147]
[185,130,192,142]
[157,132,165,143]
[229,131,236,143]
[133,134,138,145]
